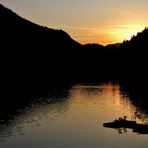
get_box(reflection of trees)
[116,128,127,135]
[120,82,148,123]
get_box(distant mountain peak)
[106,43,121,50]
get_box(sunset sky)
[1,0,148,45]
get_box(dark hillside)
[0,4,81,90]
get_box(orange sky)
[1,0,148,45]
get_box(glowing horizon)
[66,24,147,45]
[1,0,148,45]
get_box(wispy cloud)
[106,8,145,18]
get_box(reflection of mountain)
[0,88,69,141]
[0,86,71,141]
[0,86,71,124]
[120,82,148,122]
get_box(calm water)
[0,83,148,148]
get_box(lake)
[0,83,148,148]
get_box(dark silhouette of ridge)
[0,4,81,89]
[121,27,148,51]
[118,27,148,81]
[0,4,80,47]
[106,43,121,50]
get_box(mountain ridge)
[0,4,81,49]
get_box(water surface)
[0,83,147,148]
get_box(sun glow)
[103,24,147,44]
[71,24,147,45]
[2,1,148,45]
[124,32,137,40]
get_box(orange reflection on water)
[0,83,147,148]
[70,83,140,123]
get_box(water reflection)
[120,82,148,124]
[0,87,72,141]
[0,83,148,148]
[107,125,148,135]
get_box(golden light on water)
[0,83,147,146]
[71,84,144,124]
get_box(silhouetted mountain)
[0,4,80,48]
[118,27,148,81]
[106,43,121,50]
[0,4,82,90]
[120,28,148,52]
